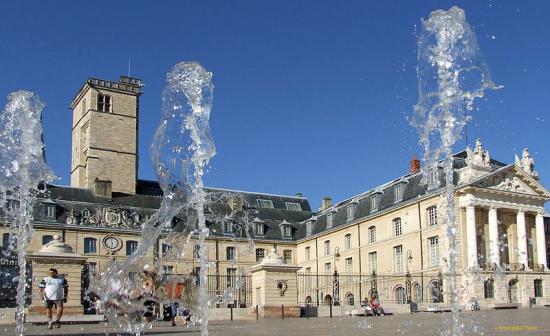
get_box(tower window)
[97,93,111,112]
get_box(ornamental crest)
[276,279,288,296]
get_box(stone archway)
[508,278,519,303]
[324,294,332,305]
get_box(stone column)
[488,207,500,267]
[465,205,478,268]
[535,212,547,270]
[516,211,529,269]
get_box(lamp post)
[333,247,341,306]
[406,249,413,303]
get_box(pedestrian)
[39,268,69,329]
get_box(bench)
[493,303,519,310]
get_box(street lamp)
[333,247,341,306]
[406,249,413,303]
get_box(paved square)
[3,309,549,336]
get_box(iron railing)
[297,271,444,306]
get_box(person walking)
[38,268,68,329]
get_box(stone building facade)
[0,75,548,312]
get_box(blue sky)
[1,1,549,212]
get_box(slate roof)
[30,180,313,242]
[294,151,509,241]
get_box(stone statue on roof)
[515,148,538,178]
[465,139,490,167]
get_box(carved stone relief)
[77,207,144,229]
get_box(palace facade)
[0,75,549,311]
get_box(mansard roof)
[29,181,312,242]
[295,151,511,241]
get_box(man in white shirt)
[38,268,68,329]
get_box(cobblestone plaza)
[3,309,550,336]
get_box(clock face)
[104,237,119,250]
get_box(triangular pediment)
[470,165,550,198]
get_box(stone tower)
[70,76,142,194]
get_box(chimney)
[94,178,112,198]
[295,192,303,198]
[321,196,332,211]
[410,155,421,174]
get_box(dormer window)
[285,202,302,211]
[257,199,274,209]
[327,212,333,229]
[252,218,265,236]
[394,184,403,203]
[97,93,111,112]
[305,216,316,236]
[45,204,56,219]
[347,200,358,222]
[370,193,381,213]
[280,220,293,239]
[223,220,234,234]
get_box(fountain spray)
[0,91,55,336]
[413,7,498,336]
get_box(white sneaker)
[47,321,53,329]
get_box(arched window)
[324,295,333,306]
[305,296,313,306]
[126,240,138,256]
[395,286,406,304]
[84,237,97,254]
[484,278,494,299]
[428,280,443,303]
[42,235,54,245]
[346,292,355,306]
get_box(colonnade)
[464,205,547,271]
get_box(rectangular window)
[347,203,357,222]
[162,243,171,256]
[306,221,313,236]
[256,248,265,262]
[324,262,332,274]
[84,238,97,254]
[45,205,56,219]
[255,222,264,236]
[428,236,439,267]
[227,268,237,288]
[305,267,312,289]
[394,245,403,273]
[368,226,376,244]
[534,279,543,297]
[394,184,403,203]
[226,246,236,261]
[327,213,333,229]
[126,241,138,256]
[428,206,438,226]
[281,225,292,238]
[223,221,233,234]
[305,246,311,260]
[393,218,402,236]
[162,265,174,274]
[283,250,292,263]
[345,234,352,250]
[345,257,353,273]
[370,196,378,212]
[285,202,302,211]
[257,199,274,209]
[97,93,111,112]
[368,252,377,274]
[324,240,331,256]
